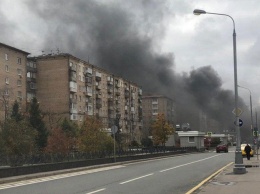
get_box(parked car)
[241,143,254,157]
[216,144,228,153]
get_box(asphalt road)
[0,150,234,194]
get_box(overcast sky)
[1,0,260,125]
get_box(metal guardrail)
[0,147,197,168]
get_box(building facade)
[27,53,143,142]
[0,43,29,120]
[142,95,175,137]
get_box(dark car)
[216,144,228,153]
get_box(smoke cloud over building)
[2,0,250,137]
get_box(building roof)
[28,53,141,88]
[0,42,30,55]
[142,94,174,101]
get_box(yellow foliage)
[77,116,113,152]
[151,113,175,146]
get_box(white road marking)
[86,188,106,194]
[0,165,125,190]
[160,154,223,172]
[120,173,154,185]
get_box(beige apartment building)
[27,53,143,142]
[142,95,175,137]
[0,43,29,120]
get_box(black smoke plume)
[13,0,250,139]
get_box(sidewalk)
[194,155,260,194]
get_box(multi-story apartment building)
[0,43,29,120]
[27,53,143,142]
[142,95,175,137]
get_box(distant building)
[142,95,175,137]
[27,53,143,142]
[0,42,143,143]
[0,43,30,120]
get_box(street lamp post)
[237,85,254,146]
[193,9,246,174]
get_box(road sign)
[239,119,243,127]
[111,125,118,134]
[234,119,243,127]
[232,108,243,116]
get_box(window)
[30,82,36,89]
[152,99,158,103]
[188,137,195,143]
[4,89,9,95]
[27,72,36,78]
[17,57,21,64]
[152,104,158,109]
[17,68,22,75]
[5,77,9,84]
[17,80,22,86]
[5,65,9,72]
[5,54,8,60]
[17,91,22,98]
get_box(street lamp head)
[193,9,206,15]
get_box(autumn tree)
[77,116,114,153]
[28,97,48,151]
[151,113,175,146]
[44,128,72,154]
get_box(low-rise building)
[142,95,175,137]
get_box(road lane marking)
[120,173,154,184]
[160,154,222,172]
[86,188,106,194]
[0,165,125,190]
[185,162,233,194]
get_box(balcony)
[69,65,77,72]
[69,81,77,93]
[138,89,142,96]
[96,93,102,99]
[70,108,78,114]
[26,77,36,82]
[152,100,158,105]
[107,88,113,94]
[108,102,114,108]
[86,97,93,104]
[107,80,113,85]
[70,114,78,121]
[85,77,92,86]
[96,103,102,109]
[108,110,114,117]
[115,90,120,96]
[96,83,101,90]
[84,67,92,75]
[70,98,77,104]
[95,72,101,82]
[125,90,130,97]
[108,96,113,102]
[86,91,92,97]
[27,66,37,73]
